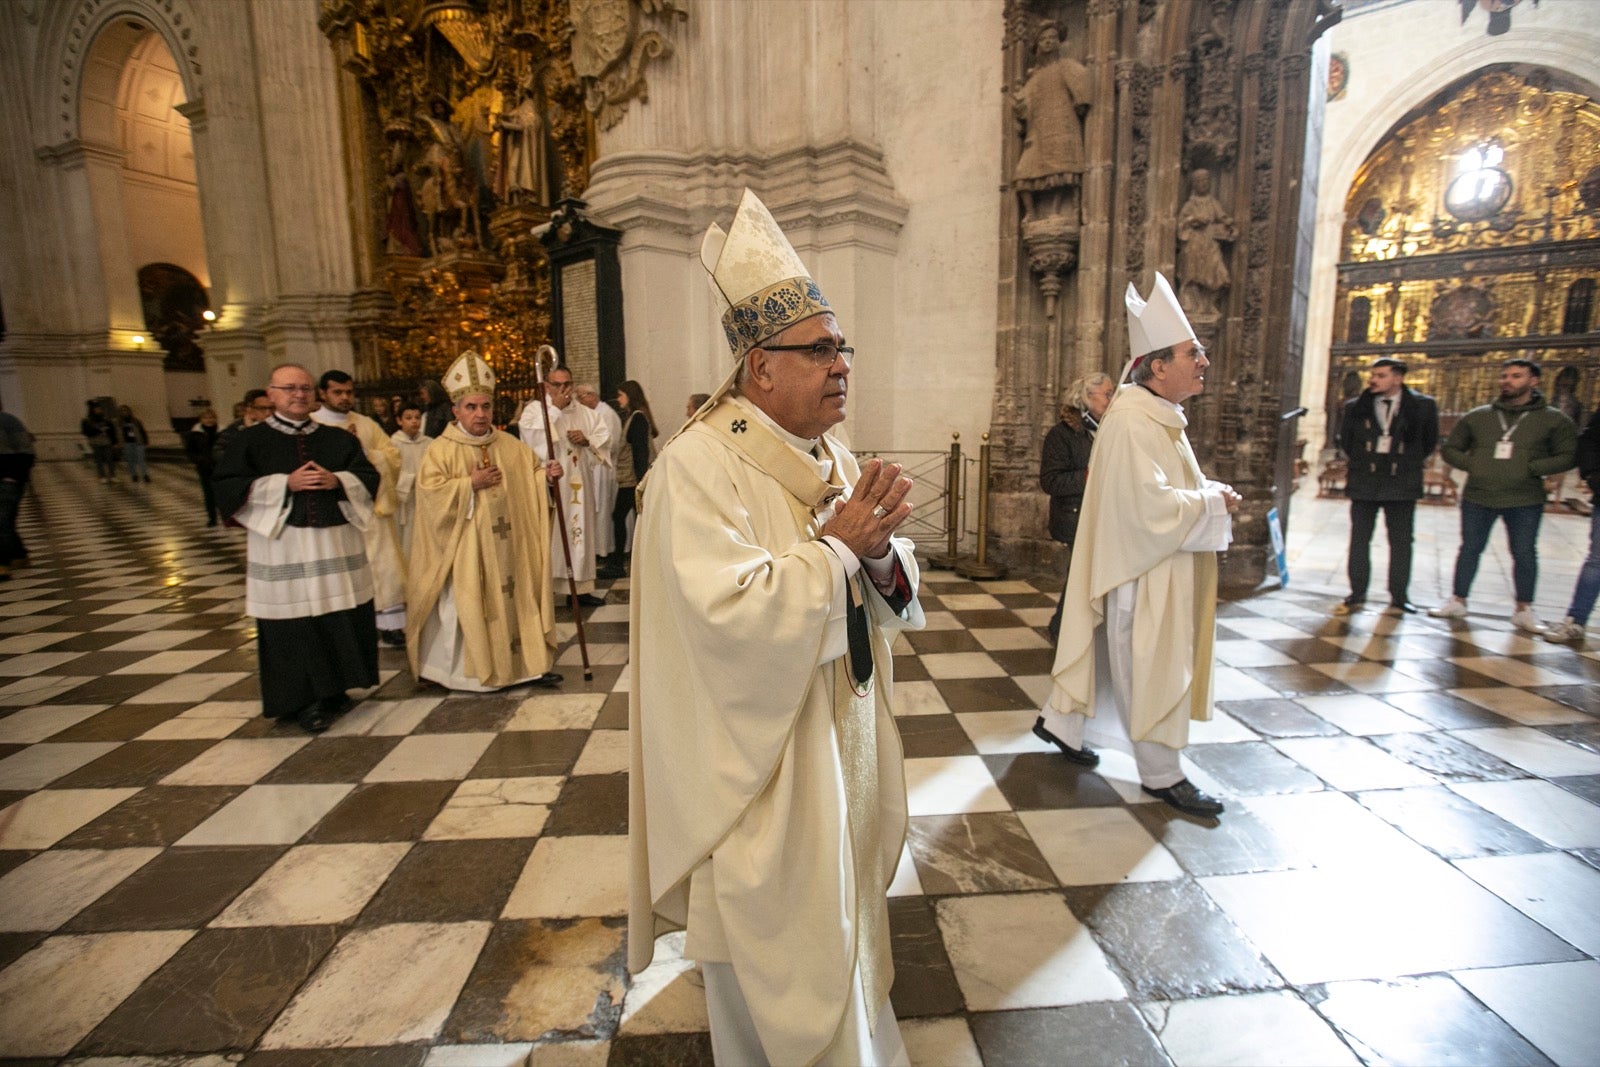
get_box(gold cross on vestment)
[502,575,516,599]
[491,515,513,540]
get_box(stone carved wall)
[988,0,1337,589]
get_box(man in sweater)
[1430,358,1577,632]
[1334,358,1438,616]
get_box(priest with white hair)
[1037,272,1240,818]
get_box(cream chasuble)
[390,429,431,556]
[405,423,556,690]
[1050,384,1221,748]
[312,409,407,613]
[519,397,610,588]
[628,396,923,1066]
[590,400,622,557]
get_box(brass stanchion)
[928,433,962,570]
[955,432,1007,580]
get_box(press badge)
[1375,435,1392,454]
[1495,440,1515,460]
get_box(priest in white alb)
[629,189,924,1066]
[1040,272,1239,817]
[518,365,611,606]
[577,382,624,578]
[406,351,563,692]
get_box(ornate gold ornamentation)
[571,0,684,130]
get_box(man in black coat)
[1040,373,1114,641]
[1336,358,1439,615]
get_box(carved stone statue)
[1013,22,1092,223]
[1176,168,1236,317]
[419,96,468,250]
[497,86,550,206]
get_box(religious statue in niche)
[383,140,423,258]
[497,80,551,207]
[1176,168,1236,318]
[418,95,470,253]
[1012,21,1092,224]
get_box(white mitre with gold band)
[443,349,496,401]
[1119,271,1197,384]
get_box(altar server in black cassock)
[215,363,382,733]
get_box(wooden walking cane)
[534,344,593,680]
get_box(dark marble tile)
[934,676,1035,713]
[1185,742,1325,796]
[892,654,930,682]
[1531,684,1600,718]
[1260,638,1358,664]
[360,838,535,925]
[1552,774,1600,806]
[261,736,403,784]
[537,664,624,696]
[207,674,262,701]
[983,753,1124,810]
[1532,653,1600,683]
[51,739,218,787]
[1239,665,1355,696]
[44,673,169,705]
[1132,803,1307,877]
[1369,732,1524,782]
[996,592,1055,609]
[469,729,588,779]
[46,704,188,742]
[415,696,520,734]
[1311,974,1554,1067]
[0,931,48,973]
[1357,787,1553,859]
[192,648,263,673]
[1064,880,1279,999]
[594,692,628,730]
[232,714,310,739]
[1388,659,1506,690]
[79,925,341,1054]
[607,1032,715,1067]
[924,579,985,597]
[971,1002,1171,1067]
[0,849,33,878]
[907,812,1056,894]
[27,630,140,652]
[1383,690,1516,730]
[896,715,977,758]
[304,781,457,843]
[443,917,626,1043]
[44,650,147,675]
[888,896,966,1018]
[950,608,1022,629]
[0,790,31,814]
[988,648,1057,676]
[173,630,257,651]
[56,785,242,848]
[1541,721,1600,756]
[905,629,983,654]
[1218,699,1344,738]
[63,845,284,931]
[0,742,26,763]
[544,773,628,836]
[243,1048,427,1067]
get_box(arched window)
[1347,296,1372,344]
[1562,279,1594,335]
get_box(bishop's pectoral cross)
[491,515,513,541]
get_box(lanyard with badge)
[1494,410,1524,460]
[1375,395,1397,454]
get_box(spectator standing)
[607,379,658,573]
[82,401,117,482]
[185,408,221,525]
[1545,403,1600,644]
[0,403,35,580]
[118,405,150,483]
[1040,372,1114,642]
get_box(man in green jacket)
[1430,358,1577,632]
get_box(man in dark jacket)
[1335,358,1438,615]
[1430,358,1577,632]
[1545,403,1600,644]
[1040,373,1114,642]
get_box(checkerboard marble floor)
[1,462,1598,1066]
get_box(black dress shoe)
[527,672,564,688]
[1143,779,1225,817]
[596,564,626,580]
[1031,717,1099,767]
[575,593,606,608]
[297,702,335,733]
[1388,601,1419,615]
[379,629,407,647]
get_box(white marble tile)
[1214,640,1297,667]
[938,593,1004,611]
[892,680,953,717]
[556,641,629,666]
[901,1016,983,1067]
[1011,607,1055,628]
[0,931,194,1057]
[0,788,141,849]
[502,836,628,918]
[1451,630,1546,656]
[1020,807,1184,885]
[1206,666,1283,701]
[1214,617,1313,640]
[1448,655,1591,688]
[1153,991,1360,1067]
[918,610,963,632]
[0,675,95,706]
[1242,791,1427,871]
[1295,693,1431,735]
[137,715,247,741]
[160,737,310,786]
[978,580,1042,595]
[0,614,65,634]
[0,848,161,931]
[1449,780,1600,849]
[1455,852,1600,955]
[1453,961,1600,1067]
[261,921,492,1048]
[904,756,1009,816]
[123,672,251,704]
[425,1044,541,1067]
[363,733,496,782]
[1306,661,1436,694]
[971,627,1051,651]
[1013,673,1053,707]
[0,599,66,616]
[0,652,87,677]
[212,843,411,926]
[919,652,1005,679]
[888,842,924,897]
[1186,709,1260,745]
[177,699,262,720]
[91,614,187,632]
[423,777,560,841]
[506,692,607,730]
[1446,687,1592,726]
[956,710,1055,754]
[176,784,354,846]
[324,696,443,736]
[1270,736,1435,791]
[617,931,709,1036]
[0,633,74,655]
[934,892,1124,1010]
[1450,727,1600,777]
[0,742,120,790]
[109,649,229,674]
[1318,633,1409,660]
[89,598,175,615]
[572,730,629,775]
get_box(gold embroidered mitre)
[443,350,496,401]
[701,188,831,356]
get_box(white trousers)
[1043,580,1186,789]
[701,962,909,1067]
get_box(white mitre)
[1126,272,1195,359]
[443,349,496,401]
[701,188,831,358]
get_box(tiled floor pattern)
[0,462,1596,1065]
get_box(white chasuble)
[311,409,407,613]
[519,397,611,586]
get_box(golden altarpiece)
[1328,68,1600,435]
[319,0,678,420]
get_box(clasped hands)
[1218,484,1243,514]
[286,462,338,492]
[823,459,914,560]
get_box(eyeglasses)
[760,342,855,370]
[547,380,573,390]
[268,384,315,394]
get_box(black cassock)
[215,419,383,719]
